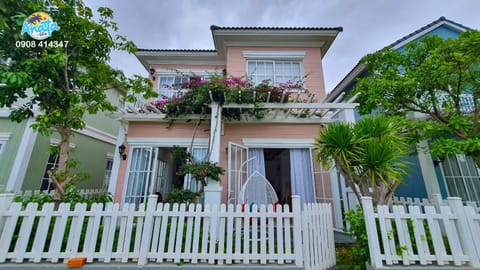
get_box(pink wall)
[113,121,211,203]
[226,47,326,100]
[115,121,328,204]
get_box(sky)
[83,0,480,92]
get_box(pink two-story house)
[108,25,357,219]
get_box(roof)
[326,16,471,102]
[136,49,217,53]
[210,25,343,32]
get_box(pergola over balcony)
[122,90,359,124]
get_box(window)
[40,153,59,191]
[158,76,190,99]
[103,158,113,189]
[247,60,302,86]
[125,147,155,205]
[441,154,480,202]
[125,146,208,204]
[0,133,11,157]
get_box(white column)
[107,122,127,195]
[417,140,442,199]
[343,108,356,124]
[6,119,38,192]
[204,103,222,205]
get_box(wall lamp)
[149,68,156,81]
[118,144,127,160]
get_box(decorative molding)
[146,59,226,66]
[243,51,306,60]
[127,137,209,147]
[242,138,314,148]
[74,125,117,145]
[49,138,77,148]
[155,69,221,76]
[392,21,468,50]
[0,132,11,141]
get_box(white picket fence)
[362,196,480,269]
[0,194,335,269]
[393,194,480,213]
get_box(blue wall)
[394,155,428,198]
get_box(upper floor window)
[247,60,302,86]
[244,51,305,87]
[158,75,211,99]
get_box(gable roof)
[210,25,342,57]
[135,25,343,70]
[326,16,471,102]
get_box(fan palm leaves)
[314,115,411,206]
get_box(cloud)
[84,0,480,91]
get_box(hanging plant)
[177,161,225,194]
[140,73,306,120]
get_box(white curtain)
[290,148,315,205]
[247,148,266,176]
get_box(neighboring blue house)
[326,17,479,205]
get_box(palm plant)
[314,115,411,206]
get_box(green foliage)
[14,184,112,209]
[165,188,199,204]
[344,207,369,270]
[178,161,225,183]
[314,115,411,206]
[141,74,306,120]
[354,30,480,166]
[172,145,191,163]
[0,0,156,198]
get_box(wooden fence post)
[0,193,14,233]
[291,195,303,267]
[138,194,158,266]
[447,197,480,268]
[361,197,383,269]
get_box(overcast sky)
[83,0,480,92]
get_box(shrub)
[344,206,369,270]
[165,188,198,204]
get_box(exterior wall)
[226,47,326,99]
[21,132,115,191]
[0,119,27,191]
[116,121,327,204]
[82,89,124,136]
[114,121,211,202]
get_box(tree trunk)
[51,126,73,201]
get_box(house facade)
[326,17,479,205]
[109,25,357,217]
[0,88,124,193]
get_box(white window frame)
[156,69,219,99]
[0,133,11,157]
[440,154,480,202]
[40,153,59,191]
[244,51,305,90]
[103,156,114,189]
